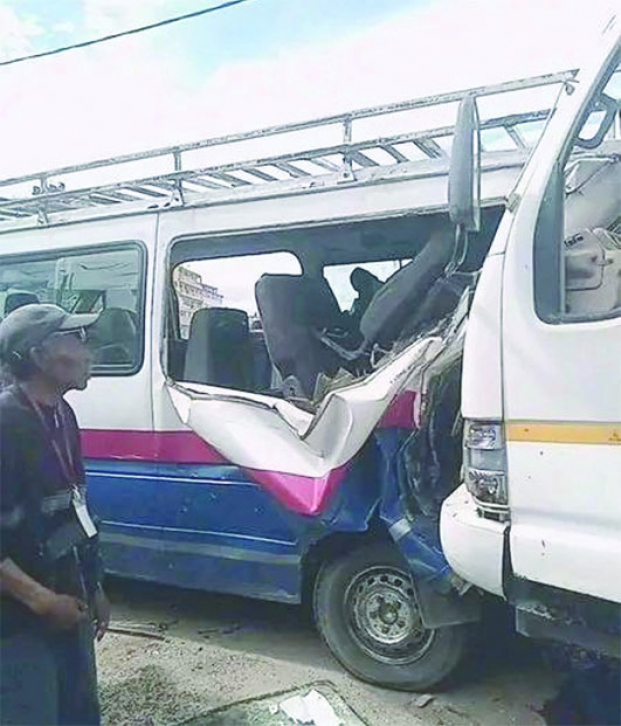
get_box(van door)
[501,57,621,603]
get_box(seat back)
[255,274,343,397]
[4,292,39,316]
[183,307,253,390]
[360,230,454,350]
[249,330,273,392]
[89,307,137,364]
[167,338,188,380]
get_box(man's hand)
[35,591,89,630]
[0,558,87,630]
[93,587,111,641]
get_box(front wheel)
[313,541,467,691]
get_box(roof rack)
[0,70,576,229]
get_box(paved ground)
[97,577,563,726]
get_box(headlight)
[465,421,503,450]
[463,420,509,514]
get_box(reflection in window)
[173,252,300,339]
[0,245,144,372]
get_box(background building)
[174,266,223,337]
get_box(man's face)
[35,330,93,392]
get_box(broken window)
[168,212,503,404]
[169,251,301,393]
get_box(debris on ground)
[182,683,366,726]
[413,694,435,709]
[197,622,243,638]
[279,689,344,725]
[108,622,167,640]
[99,578,565,726]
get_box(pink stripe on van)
[81,429,347,515]
[81,429,226,464]
[246,464,349,516]
[378,390,417,429]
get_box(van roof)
[0,70,574,233]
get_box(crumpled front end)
[372,313,482,627]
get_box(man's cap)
[0,304,99,363]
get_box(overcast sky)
[0,0,616,179]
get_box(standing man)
[0,304,110,725]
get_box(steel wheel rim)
[344,565,435,665]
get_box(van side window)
[169,251,301,393]
[534,61,621,322]
[0,243,145,375]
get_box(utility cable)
[0,0,254,68]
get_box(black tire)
[313,541,467,691]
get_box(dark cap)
[0,304,99,363]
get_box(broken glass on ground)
[180,682,367,726]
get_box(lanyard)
[20,388,79,488]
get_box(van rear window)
[0,242,145,375]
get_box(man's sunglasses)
[53,327,88,343]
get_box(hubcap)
[345,565,435,665]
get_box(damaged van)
[0,36,618,689]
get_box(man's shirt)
[0,385,101,636]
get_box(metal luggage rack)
[0,70,577,228]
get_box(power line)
[0,0,254,68]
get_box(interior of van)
[166,208,505,404]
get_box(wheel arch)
[301,521,392,607]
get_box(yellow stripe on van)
[506,422,621,445]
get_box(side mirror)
[449,95,481,233]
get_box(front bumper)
[440,484,508,598]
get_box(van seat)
[183,307,253,390]
[358,229,454,351]
[4,292,39,316]
[255,274,346,398]
[89,307,137,364]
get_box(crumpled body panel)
[167,336,442,515]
